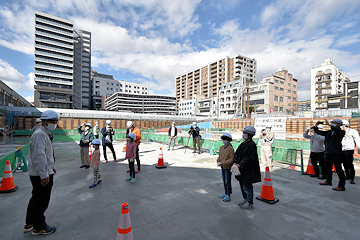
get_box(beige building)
[175,54,257,114]
[262,68,298,113]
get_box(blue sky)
[1,0,360,103]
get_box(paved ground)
[1,139,360,240]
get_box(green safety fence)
[0,144,29,177]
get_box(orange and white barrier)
[122,139,127,152]
[155,147,166,169]
[116,202,133,240]
[256,166,279,204]
[0,160,18,193]
[88,143,92,162]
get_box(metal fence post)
[300,149,304,175]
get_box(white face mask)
[242,133,248,140]
[46,123,57,131]
[85,126,90,131]
[266,128,270,132]
[172,125,175,127]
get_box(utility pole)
[247,86,250,118]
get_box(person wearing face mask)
[25,110,60,235]
[31,118,42,132]
[217,133,234,202]
[314,119,346,191]
[259,125,275,169]
[168,122,178,151]
[303,124,326,179]
[78,122,94,169]
[101,120,117,163]
[93,122,100,139]
[341,120,360,184]
[188,122,201,154]
[233,126,261,210]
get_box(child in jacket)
[89,139,102,188]
[126,133,137,183]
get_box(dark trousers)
[94,135,99,139]
[136,146,140,171]
[129,160,135,178]
[342,150,355,180]
[26,175,54,230]
[239,181,254,204]
[325,153,346,187]
[221,168,232,195]
[103,142,116,160]
[193,138,200,152]
[310,152,325,176]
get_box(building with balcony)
[197,97,218,117]
[92,70,149,110]
[311,58,350,111]
[104,93,176,115]
[178,94,205,116]
[262,68,298,113]
[175,54,257,114]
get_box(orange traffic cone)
[88,143,92,162]
[116,202,133,240]
[354,146,360,158]
[256,166,279,204]
[0,160,18,193]
[305,157,315,175]
[332,163,336,172]
[122,139,127,152]
[155,147,166,169]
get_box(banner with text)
[254,117,287,133]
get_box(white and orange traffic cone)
[88,143,92,162]
[155,147,166,169]
[305,157,315,175]
[122,139,127,152]
[0,160,18,193]
[116,202,133,240]
[256,166,279,204]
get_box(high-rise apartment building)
[175,54,257,114]
[73,29,91,109]
[311,58,350,111]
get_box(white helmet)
[40,110,60,121]
[126,121,134,128]
[193,122,196,125]
[106,120,112,125]
[243,126,256,136]
[85,123,93,128]
[266,125,272,128]
[36,118,42,123]
[317,124,323,129]
[342,120,350,126]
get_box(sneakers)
[105,160,108,163]
[24,224,33,233]
[79,165,86,168]
[114,160,118,162]
[192,150,197,153]
[89,183,97,188]
[126,176,132,181]
[32,225,56,235]
[167,149,170,151]
[136,169,141,173]
[222,195,231,202]
[130,178,136,183]
[96,179,102,185]
[238,200,247,207]
[240,202,254,210]
[219,193,226,199]
[85,165,90,169]
[350,179,356,184]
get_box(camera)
[317,121,324,124]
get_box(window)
[293,91,296,94]
[126,85,128,87]
[107,87,109,90]
[293,84,296,88]
[125,90,128,92]
[287,96,291,100]
[287,90,291,93]
[280,107,283,111]
[293,97,296,100]
[280,88,284,91]
[275,80,279,83]
[129,90,131,93]
[111,83,113,85]
[274,96,278,101]
[116,84,119,86]
[280,81,284,85]
[111,88,113,90]
[107,82,109,85]
[280,97,283,102]
[265,78,270,82]
[288,83,291,87]
[275,86,279,90]
[274,106,278,111]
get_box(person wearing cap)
[233,126,261,210]
[188,122,201,154]
[259,125,275,169]
[217,133,234,202]
[25,110,59,235]
[93,122,100,139]
[78,122,94,168]
[341,120,360,184]
[314,119,346,191]
[127,121,142,173]
[101,120,117,163]
[31,118,42,132]
[304,124,326,179]
[89,139,102,188]
[168,122,178,151]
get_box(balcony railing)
[35,77,73,85]
[35,50,73,60]
[35,24,73,37]
[34,57,73,66]
[35,64,73,73]
[35,30,73,43]
[35,17,73,30]
[35,44,73,55]
[35,37,73,49]
[35,70,72,79]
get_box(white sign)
[254,117,287,133]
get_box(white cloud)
[24,96,34,103]
[0,59,34,91]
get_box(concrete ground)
[1,139,360,240]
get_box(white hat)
[342,120,350,126]
[106,120,112,125]
[36,118,42,123]
[126,121,134,128]
[85,123,93,128]
[193,122,196,125]
[40,110,60,121]
[266,125,272,128]
[172,122,175,125]
[317,124,323,129]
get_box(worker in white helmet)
[101,120,117,163]
[25,110,60,235]
[341,120,360,184]
[188,122,201,154]
[259,124,275,169]
[78,122,94,169]
[31,118,42,132]
[93,122,100,139]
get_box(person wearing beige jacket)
[217,133,235,202]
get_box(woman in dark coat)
[233,126,261,210]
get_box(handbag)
[231,164,241,176]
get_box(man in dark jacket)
[101,120,117,163]
[233,126,261,210]
[168,122,177,151]
[188,122,201,154]
[314,119,346,191]
[78,122,94,169]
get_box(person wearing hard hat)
[341,120,360,184]
[126,121,142,173]
[31,118,42,132]
[25,110,60,235]
[101,120,117,163]
[304,123,326,179]
[93,122,100,139]
[259,125,275,169]
[314,119,346,191]
[168,122,177,151]
[217,133,234,202]
[233,126,261,210]
[188,122,201,154]
[89,139,102,188]
[78,122,94,168]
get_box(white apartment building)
[218,80,242,116]
[198,97,218,116]
[311,58,350,111]
[178,94,205,116]
[248,83,271,114]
